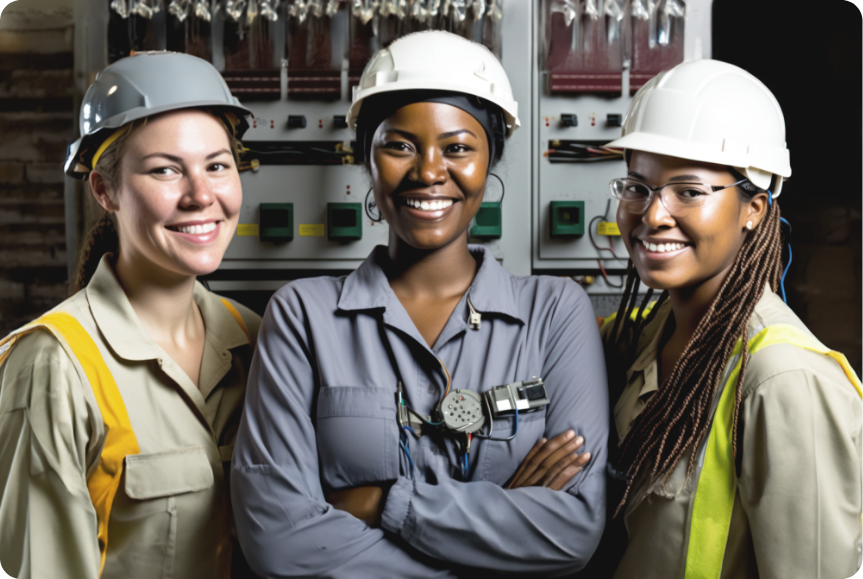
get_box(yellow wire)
[440,358,452,397]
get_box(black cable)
[364,186,383,223]
[473,396,519,441]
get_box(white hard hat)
[605,59,791,196]
[347,30,520,136]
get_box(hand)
[507,430,591,491]
[326,483,392,527]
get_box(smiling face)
[370,102,489,251]
[618,151,767,292]
[93,109,242,279]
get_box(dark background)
[0,0,859,371]
[713,0,862,372]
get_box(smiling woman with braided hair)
[590,59,862,579]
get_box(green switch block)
[260,203,294,242]
[470,202,502,239]
[327,202,362,241]
[550,201,585,238]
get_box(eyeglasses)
[609,177,747,216]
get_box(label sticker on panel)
[299,224,325,237]
[597,221,621,236]
[237,224,259,236]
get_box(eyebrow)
[385,128,478,140]
[141,149,232,162]
[627,171,705,183]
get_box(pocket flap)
[125,445,214,500]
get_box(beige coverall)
[0,256,260,579]
[603,288,862,579]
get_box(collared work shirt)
[232,245,609,578]
[603,289,862,579]
[0,256,261,579]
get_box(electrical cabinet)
[71,0,712,309]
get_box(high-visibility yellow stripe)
[220,298,250,341]
[0,312,140,576]
[685,324,861,579]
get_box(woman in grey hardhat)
[0,51,261,578]
[231,30,608,577]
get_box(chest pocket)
[104,445,215,579]
[479,407,547,485]
[315,386,400,490]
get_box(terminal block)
[259,203,294,242]
[327,203,362,241]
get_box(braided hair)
[608,182,784,517]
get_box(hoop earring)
[486,172,505,204]
[365,186,383,223]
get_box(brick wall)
[0,19,74,335]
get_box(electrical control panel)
[532,0,713,295]
[71,0,712,305]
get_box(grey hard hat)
[65,51,252,178]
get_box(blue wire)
[399,433,415,478]
[767,192,792,304]
[402,425,419,438]
[462,452,469,480]
[779,217,793,304]
[514,406,519,436]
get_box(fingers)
[508,437,546,489]
[546,451,592,491]
[520,434,585,487]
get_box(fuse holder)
[333,115,348,128]
[560,113,578,127]
[287,115,307,129]
[327,203,362,241]
[470,202,502,239]
[259,203,294,242]
[550,201,585,238]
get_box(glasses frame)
[609,177,748,215]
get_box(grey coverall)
[231,245,609,578]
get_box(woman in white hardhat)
[231,30,609,577]
[0,52,261,578]
[594,59,861,578]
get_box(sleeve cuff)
[380,476,414,536]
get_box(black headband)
[355,90,503,168]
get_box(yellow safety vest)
[603,309,862,578]
[685,323,861,579]
[0,298,249,576]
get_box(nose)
[411,147,447,186]
[180,169,215,210]
[641,189,675,229]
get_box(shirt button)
[427,384,437,395]
[432,448,440,456]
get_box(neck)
[666,263,733,339]
[114,250,200,344]
[385,232,478,299]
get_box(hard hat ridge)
[347,30,520,136]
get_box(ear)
[743,192,769,230]
[89,171,119,213]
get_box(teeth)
[175,222,217,235]
[405,199,453,212]
[641,239,685,253]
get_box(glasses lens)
[612,178,651,212]
[663,183,711,213]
